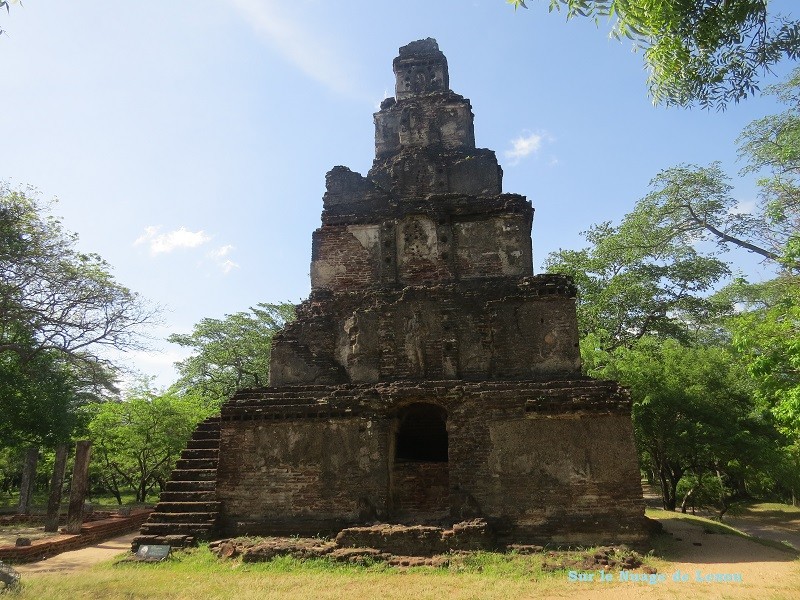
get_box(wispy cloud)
[207,244,240,274]
[226,0,360,97]
[729,199,757,215]
[134,226,211,255]
[504,130,554,166]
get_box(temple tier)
[135,39,646,551]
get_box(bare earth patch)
[0,526,61,547]
[566,511,800,600]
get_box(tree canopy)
[1,184,157,372]
[508,1,800,109]
[87,380,212,503]
[545,68,800,507]
[1,183,156,447]
[543,210,730,350]
[168,302,295,407]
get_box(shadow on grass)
[647,509,799,566]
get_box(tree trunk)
[17,447,39,515]
[716,469,729,520]
[66,441,91,534]
[680,486,696,514]
[658,466,680,511]
[44,444,69,532]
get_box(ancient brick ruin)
[135,38,645,551]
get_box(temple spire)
[393,38,450,99]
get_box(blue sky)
[2,1,796,387]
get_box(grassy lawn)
[9,505,800,600]
[15,548,573,600]
[0,490,154,513]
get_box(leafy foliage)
[0,347,84,448]
[508,1,800,109]
[86,380,212,503]
[1,183,153,449]
[544,209,730,350]
[169,303,295,406]
[738,67,800,269]
[590,337,775,511]
[727,276,800,502]
[0,183,158,373]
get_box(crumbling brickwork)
[138,38,646,550]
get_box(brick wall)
[0,509,151,563]
[218,380,646,543]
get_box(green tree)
[1,348,80,448]
[508,1,800,109]
[544,211,730,351]
[1,183,157,373]
[1,183,155,450]
[622,69,800,270]
[738,67,800,268]
[86,380,212,503]
[168,302,295,406]
[591,337,774,511]
[727,276,800,504]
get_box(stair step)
[195,422,221,432]
[154,501,220,513]
[148,511,217,523]
[141,522,215,535]
[176,458,218,470]
[157,490,218,502]
[165,480,217,492]
[186,439,219,449]
[169,468,217,481]
[180,448,218,460]
[192,429,220,440]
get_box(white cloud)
[209,244,234,259]
[134,226,212,255]
[220,259,240,274]
[226,0,360,97]
[504,131,553,166]
[207,245,240,274]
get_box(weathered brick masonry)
[136,38,646,549]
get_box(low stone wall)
[0,509,151,563]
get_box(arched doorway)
[390,403,449,520]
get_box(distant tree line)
[546,68,800,511]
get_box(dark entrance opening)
[391,403,449,521]
[395,403,448,462]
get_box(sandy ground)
[545,515,800,600]
[12,533,137,574]
[0,526,62,546]
[726,506,800,550]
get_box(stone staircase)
[131,416,221,550]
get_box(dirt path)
[548,515,800,600]
[725,506,800,550]
[12,533,137,574]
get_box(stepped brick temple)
[134,39,646,551]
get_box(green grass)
[0,490,155,513]
[16,546,573,600]
[12,506,800,599]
